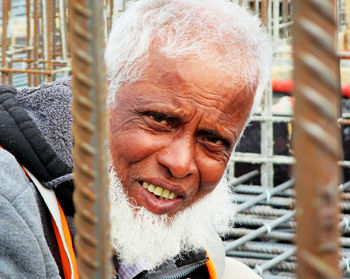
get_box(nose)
[156,135,197,178]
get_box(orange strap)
[51,201,79,279]
[205,251,218,279]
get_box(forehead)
[127,47,256,116]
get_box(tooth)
[154,186,163,196]
[162,189,170,198]
[148,184,155,193]
[143,182,149,189]
[168,192,175,199]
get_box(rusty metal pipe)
[293,0,342,278]
[71,0,112,278]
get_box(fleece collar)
[0,85,75,215]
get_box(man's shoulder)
[0,148,32,202]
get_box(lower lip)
[138,182,183,215]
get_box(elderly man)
[0,0,271,278]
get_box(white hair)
[109,168,235,269]
[105,0,272,114]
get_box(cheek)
[109,128,170,169]
[197,156,227,192]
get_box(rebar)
[236,241,294,254]
[345,0,350,50]
[293,0,342,278]
[236,179,294,212]
[71,0,112,278]
[234,216,296,229]
[232,257,296,272]
[229,170,259,186]
[240,206,290,217]
[225,211,295,251]
[233,185,295,197]
[261,0,270,27]
[58,0,68,73]
[25,0,32,86]
[254,247,296,275]
[32,0,40,86]
[1,0,11,84]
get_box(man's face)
[109,48,255,217]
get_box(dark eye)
[198,130,230,152]
[149,113,169,125]
[203,135,224,145]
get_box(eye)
[142,112,175,130]
[198,130,231,152]
[203,135,224,145]
[149,113,169,125]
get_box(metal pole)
[260,0,274,188]
[71,0,112,278]
[345,0,350,50]
[25,0,32,86]
[58,0,69,76]
[1,0,11,84]
[273,0,280,44]
[46,0,54,82]
[293,0,342,278]
[33,0,40,86]
[261,0,270,28]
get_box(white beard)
[109,169,235,270]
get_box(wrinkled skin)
[109,48,256,217]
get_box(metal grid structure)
[0,0,125,88]
[225,178,350,278]
[225,1,350,278]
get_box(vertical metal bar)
[7,2,13,85]
[260,82,274,188]
[33,0,40,86]
[260,0,274,188]
[26,0,32,86]
[42,0,48,81]
[345,0,350,50]
[46,0,54,82]
[1,0,11,84]
[58,0,68,77]
[282,0,289,38]
[273,0,280,44]
[293,0,342,278]
[71,0,112,278]
[261,0,270,27]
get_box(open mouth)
[140,181,180,200]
